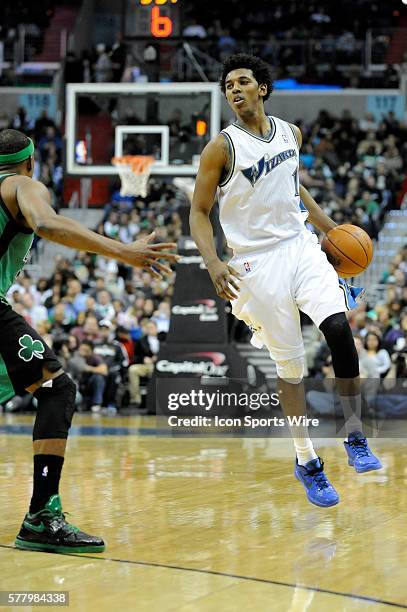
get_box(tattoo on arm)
[219,134,231,185]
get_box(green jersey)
[0,173,34,304]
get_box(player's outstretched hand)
[207,259,242,301]
[120,232,179,279]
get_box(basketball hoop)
[112,155,155,198]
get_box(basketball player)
[190,54,381,507]
[0,128,178,552]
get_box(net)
[111,155,155,198]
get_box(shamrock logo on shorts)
[18,334,45,362]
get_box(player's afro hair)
[0,129,31,156]
[219,53,273,101]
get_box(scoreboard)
[124,0,181,39]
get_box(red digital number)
[151,6,173,37]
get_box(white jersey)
[217,115,308,255]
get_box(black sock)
[29,454,65,514]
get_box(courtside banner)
[146,343,265,413]
[166,254,228,344]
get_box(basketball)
[321,224,373,278]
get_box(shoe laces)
[348,436,369,458]
[312,471,330,490]
[40,509,80,533]
[306,460,330,490]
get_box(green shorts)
[0,302,62,404]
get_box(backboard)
[65,82,221,176]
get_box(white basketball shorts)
[229,230,346,361]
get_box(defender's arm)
[16,177,178,278]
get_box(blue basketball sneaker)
[294,457,339,507]
[344,431,382,473]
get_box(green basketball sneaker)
[15,495,105,554]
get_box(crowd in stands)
[1,0,55,60]
[1,0,82,84]
[62,35,402,89]
[64,37,128,85]
[307,241,407,417]
[311,280,407,381]
[60,1,406,86]
[297,109,407,240]
[299,107,407,411]
[180,0,405,86]
[0,106,63,209]
[1,0,406,87]
[183,0,400,42]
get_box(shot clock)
[123,0,181,39]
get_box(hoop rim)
[112,155,155,175]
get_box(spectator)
[168,109,183,138]
[311,7,331,24]
[183,18,207,39]
[110,33,127,82]
[113,299,137,329]
[34,109,56,140]
[20,292,48,328]
[128,321,160,406]
[357,131,382,157]
[336,31,357,59]
[151,302,170,336]
[65,278,89,315]
[103,211,120,238]
[218,29,237,60]
[307,335,380,417]
[94,43,113,83]
[94,320,128,411]
[71,313,102,344]
[359,113,377,133]
[364,332,391,378]
[48,302,74,336]
[355,191,380,220]
[116,325,135,364]
[73,340,108,413]
[11,107,34,132]
[95,290,115,321]
[38,127,62,165]
[64,51,83,83]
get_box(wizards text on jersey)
[241,149,296,187]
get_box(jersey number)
[292,168,300,197]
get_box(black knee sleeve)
[33,373,76,441]
[319,313,359,379]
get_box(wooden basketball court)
[1,414,407,611]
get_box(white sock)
[291,431,318,466]
[340,394,363,439]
